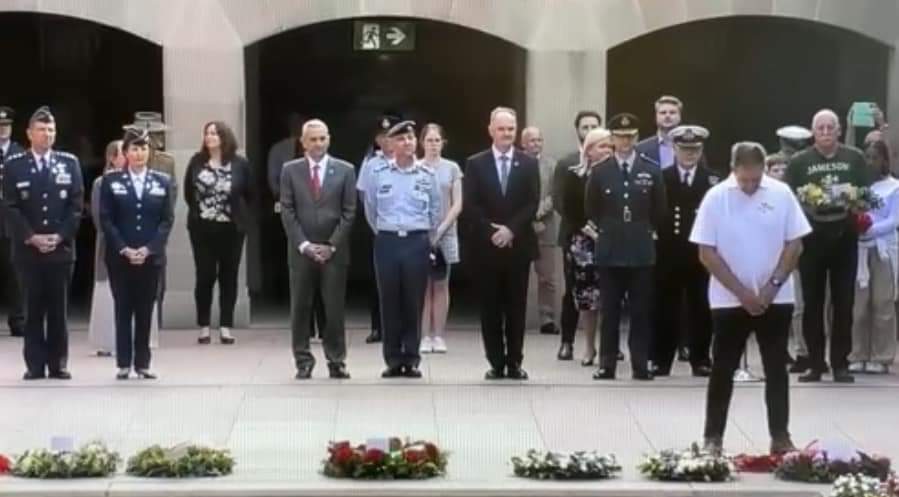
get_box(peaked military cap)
[122,126,151,150]
[608,113,640,136]
[0,106,14,125]
[30,106,55,123]
[776,125,813,141]
[386,120,417,138]
[670,125,709,148]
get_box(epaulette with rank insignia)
[4,152,26,162]
[149,169,171,180]
[55,151,78,160]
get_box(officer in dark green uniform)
[585,113,667,380]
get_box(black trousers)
[109,259,159,369]
[0,237,25,332]
[476,254,531,372]
[653,264,712,373]
[374,232,429,369]
[22,261,71,374]
[560,236,579,344]
[310,292,326,338]
[704,305,791,440]
[288,252,347,369]
[369,244,381,333]
[189,222,245,328]
[799,227,857,371]
[598,266,652,374]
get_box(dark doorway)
[0,12,163,314]
[245,17,527,317]
[608,16,889,171]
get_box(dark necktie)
[499,155,510,195]
[621,162,630,182]
[311,164,322,200]
[0,147,5,165]
[682,170,690,186]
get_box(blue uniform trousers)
[23,261,71,374]
[108,258,159,369]
[374,231,429,368]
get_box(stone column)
[523,49,607,330]
[159,0,248,329]
[887,42,899,171]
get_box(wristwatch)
[769,276,784,287]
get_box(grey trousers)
[288,252,348,369]
[851,250,897,365]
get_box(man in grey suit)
[280,119,356,380]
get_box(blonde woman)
[419,123,463,354]
[560,128,613,365]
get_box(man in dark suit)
[635,95,683,169]
[464,107,540,380]
[2,107,83,380]
[0,106,26,337]
[585,113,667,380]
[551,110,601,360]
[280,119,355,380]
[652,125,719,377]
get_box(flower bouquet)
[775,442,892,484]
[11,441,119,479]
[511,449,621,480]
[831,473,899,497]
[733,453,783,473]
[126,443,234,478]
[0,454,11,475]
[322,438,447,480]
[638,443,734,482]
[796,175,883,228]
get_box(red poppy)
[331,445,355,465]
[424,443,440,462]
[363,448,386,464]
[856,212,873,234]
[404,449,426,464]
[0,454,10,474]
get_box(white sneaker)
[867,362,888,374]
[432,336,447,353]
[849,362,866,373]
[419,336,433,354]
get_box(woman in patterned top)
[184,121,253,345]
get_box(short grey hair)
[301,119,328,137]
[811,109,840,129]
[490,106,517,123]
[730,141,767,169]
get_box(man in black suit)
[0,106,26,337]
[585,113,667,381]
[464,107,540,380]
[551,110,601,360]
[652,125,719,377]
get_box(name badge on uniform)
[623,206,632,223]
[55,173,72,185]
[16,181,30,189]
[60,190,68,199]
[150,187,166,196]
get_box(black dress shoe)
[540,323,560,335]
[381,366,404,378]
[48,370,72,380]
[484,368,504,380]
[366,330,382,344]
[506,367,529,380]
[798,369,822,383]
[692,365,712,377]
[328,364,351,379]
[581,354,597,367]
[295,366,313,380]
[557,342,573,361]
[652,366,671,377]
[677,347,690,362]
[789,355,810,373]
[832,368,855,383]
[403,366,423,378]
[136,369,157,380]
[116,369,130,380]
[23,371,45,380]
[198,336,211,345]
[593,368,615,380]
[632,370,654,381]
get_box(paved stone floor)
[0,326,897,496]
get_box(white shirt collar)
[615,150,637,166]
[130,167,148,183]
[0,141,9,155]
[677,164,696,179]
[723,172,772,191]
[31,149,50,166]
[492,145,514,163]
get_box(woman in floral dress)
[561,128,614,365]
[184,121,253,345]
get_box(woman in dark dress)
[562,128,613,365]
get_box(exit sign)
[354,20,416,52]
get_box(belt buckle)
[398,230,407,237]
[623,206,632,223]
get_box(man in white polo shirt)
[690,142,811,456]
